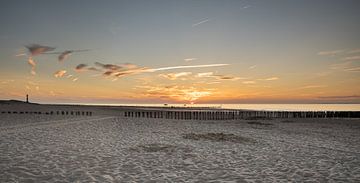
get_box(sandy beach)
[1,103,360,182]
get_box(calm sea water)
[68,103,360,111]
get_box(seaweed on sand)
[182,132,253,143]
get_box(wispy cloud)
[0,79,15,85]
[297,85,327,89]
[330,61,360,72]
[248,65,257,69]
[242,81,256,84]
[20,44,55,75]
[347,49,360,54]
[184,58,197,62]
[195,72,243,81]
[317,49,344,56]
[28,57,36,75]
[241,5,252,9]
[149,64,229,72]
[75,64,88,72]
[76,62,229,80]
[45,49,90,62]
[25,44,55,56]
[342,55,360,61]
[330,61,352,70]
[54,70,67,78]
[344,67,360,72]
[159,72,192,80]
[192,18,210,27]
[318,48,360,57]
[318,95,360,99]
[261,77,279,81]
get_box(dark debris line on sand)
[182,132,254,143]
[246,121,273,126]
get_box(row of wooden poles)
[0,111,93,116]
[124,110,360,120]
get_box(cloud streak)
[261,77,279,81]
[25,44,55,56]
[192,18,210,27]
[76,62,229,80]
[195,72,242,81]
[184,58,197,62]
[159,72,192,80]
[342,56,360,61]
[318,95,360,99]
[297,85,327,89]
[46,49,90,62]
[54,70,67,78]
[148,64,229,72]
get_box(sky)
[0,0,359,104]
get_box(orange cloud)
[54,70,67,78]
[159,72,192,80]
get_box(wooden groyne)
[124,110,360,120]
[0,110,93,116]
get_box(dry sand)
[0,103,360,182]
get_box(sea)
[66,103,360,111]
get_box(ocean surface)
[65,103,360,111]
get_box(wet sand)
[0,104,360,182]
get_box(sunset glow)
[0,0,359,104]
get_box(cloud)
[27,56,36,75]
[21,44,55,75]
[347,49,360,54]
[95,62,123,70]
[46,49,90,62]
[0,79,15,85]
[159,72,192,80]
[342,56,360,61]
[184,58,197,62]
[76,62,229,80]
[330,61,360,72]
[317,50,344,56]
[75,64,88,72]
[54,70,67,78]
[241,5,252,9]
[192,18,210,27]
[195,72,242,81]
[318,95,360,99]
[94,62,149,78]
[298,85,327,89]
[196,72,214,77]
[149,64,229,72]
[25,44,55,56]
[242,81,256,84]
[248,65,257,69]
[318,48,360,57]
[344,67,360,72]
[330,61,352,70]
[262,77,279,81]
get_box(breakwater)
[124,109,360,120]
[0,110,93,116]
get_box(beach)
[1,103,360,182]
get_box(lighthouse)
[26,94,29,103]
